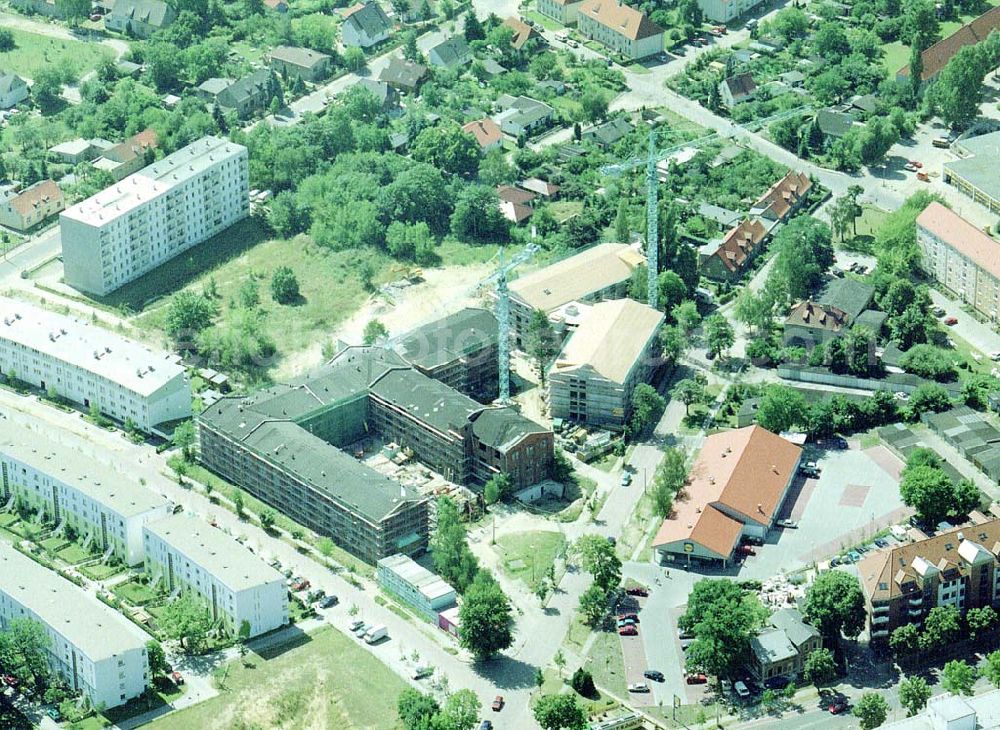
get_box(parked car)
[318,595,339,609]
[412,666,434,680]
[737,545,756,556]
[686,673,708,685]
[909,160,923,168]
[349,619,365,632]
[644,670,665,682]
[618,613,639,623]
[917,171,930,182]
[353,623,370,637]
[827,436,848,449]
[945,316,958,325]
[628,683,650,693]
[777,519,798,529]
[491,695,504,712]
[990,351,1000,361]
[847,550,861,562]
[932,306,946,316]
[1,675,17,688]
[894,391,909,401]
[626,587,649,597]
[617,618,636,628]
[828,699,850,714]
[620,472,632,486]
[904,163,917,172]
[734,681,751,698]
[171,671,184,686]
[45,706,61,721]
[799,465,820,478]
[291,579,310,592]
[764,676,790,690]
[479,721,493,730]
[678,627,694,640]
[680,638,695,651]
[566,39,579,48]
[874,538,890,548]
[619,625,638,636]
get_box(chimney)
[757,503,763,514]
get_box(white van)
[364,624,388,644]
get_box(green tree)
[984,650,1000,688]
[398,688,440,730]
[483,473,512,505]
[458,571,513,660]
[660,325,687,364]
[411,124,482,178]
[0,29,14,52]
[478,148,516,187]
[571,667,596,698]
[681,580,767,687]
[928,44,989,128]
[579,583,607,626]
[165,291,216,342]
[438,689,481,730]
[450,185,509,243]
[270,266,300,304]
[902,0,938,52]
[146,640,170,676]
[920,605,962,651]
[431,497,480,593]
[890,624,921,657]
[733,288,775,335]
[0,618,51,685]
[579,90,610,123]
[853,692,889,730]
[755,385,807,434]
[967,606,998,639]
[651,447,687,519]
[342,47,366,72]
[463,11,485,41]
[899,675,931,716]
[238,278,260,309]
[363,319,389,345]
[525,308,558,385]
[172,421,197,461]
[657,271,688,315]
[574,534,622,594]
[32,68,64,115]
[704,314,734,359]
[671,378,704,417]
[941,660,976,696]
[533,693,587,730]
[161,592,214,654]
[900,464,954,526]
[233,489,245,519]
[803,571,865,640]
[803,648,837,686]
[402,31,421,63]
[631,383,665,435]
[258,509,276,531]
[55,0,91,24]
[672,300,701,335]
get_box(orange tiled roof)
[462,118,502,148]
[9,180,63,218]
[753,170,811,221]
[712,218,768,273]
[898,5,1000,81]
[785,301,849,333]
[578,0,663,41]
[917,201,1000,281]
[501,16,542,49]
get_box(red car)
[291,579,311,592]
[828,699,849,714]
[618,613,639,622]
[619,625,638,636]
[944,316,958,325]
[171,671,184,686]
[686,673,708,685]
[909,160,923,168]
[1,675,17,688]
[738,545,755,556]
[625,587,649,597]
[491,695,504,712]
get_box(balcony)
[872,628,889,638]
[908,606,922,616]
[908,597,922,606]
[872,604,889,615]
[872,615,889,625]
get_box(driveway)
[928,289,1000,357]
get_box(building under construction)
[198,321,553,561]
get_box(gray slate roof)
[817,277,875,323]
[110,0,174,27]
[345,2,391,37]
[217,69,278,108]
[429,36,471,68]
[271,45,331,70]
[769,608,820,649]
[0,72,27,96]
[394,308,497,371]
[369,368,482,433]
[472,407,549,451]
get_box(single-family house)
[106,0,177,38]
[718,73,757,108]
[49,139,97,165]
[428,36,472,70]
[815,109,857,142]
[518,178,560,198]
[0,180,64,231]
[378,57,428,93]
[778,70,805,87]
[462,118,503,151]
[116,60,143,78]
[215,69,281,119]
[700,218,768,281]
[493,95,554,137]
[582,117,634,148]
[197,77,233,102]
[90,128,159,182]
[501,17,543,50]
[351,79,400,113]
[341,2,392,48]
[750,609,822,682]
[497,186,535,224]
[0,73,29,110]
[270,46,333,83]
[576,0,664,60]
[537,0,585,24]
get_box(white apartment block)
[697,0,767,22]
[0,298,191,431]
[0,430,172,566]
[0,542,151,709]
[143,514,288,638]
[60,136,249,296]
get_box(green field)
[113,580,159,606]
[496,530,566,591]
[0,29,114,81]
[147,627,407,730]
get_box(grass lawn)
[79,562,124,580]
[548,200,583,223]
[113,581,159,606]
[585,628,627,698]
[0,29,114,80]
[0,512,18,528]
[882,42,909,80]
[40,535,67,552]
[146,627,407,730]
[615,490,656,563]
[56,542,92,564]
[495,530,566,592]
[524,9,562,30]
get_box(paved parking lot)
[741,444,910,578]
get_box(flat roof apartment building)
[60,136,248,296]
[143,514,288,638]
[508,242,645,347]
[916,202,1000,323]
[0,298,191,431]
[0,430,171,566]
[943,130,1000,215]
[0,542,151,709]
[549,299,665,430]
[859,518,1000,643]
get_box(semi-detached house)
[576,0,664,60]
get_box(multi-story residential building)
[0,180,64,231]
[0,430,171,566]
[916,202,1000,323]
[537,0,584,24]
[0,542,151,709]
[858,518,1000,643]
[700,218,769,282]
[0,299,191,431]
[652,426,802,567]
[576,0,664,59]
[943,130,1000,215]
[428,36,472,70]
[393,308,499,402]
[549,299,664,430]
[880,689,1000,730]
[377,553,456,621]
[697,0,766,22]
[60,136,248,296]
[895,5,1000,86]
[143,514,287,638]
[508,242,645,347]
